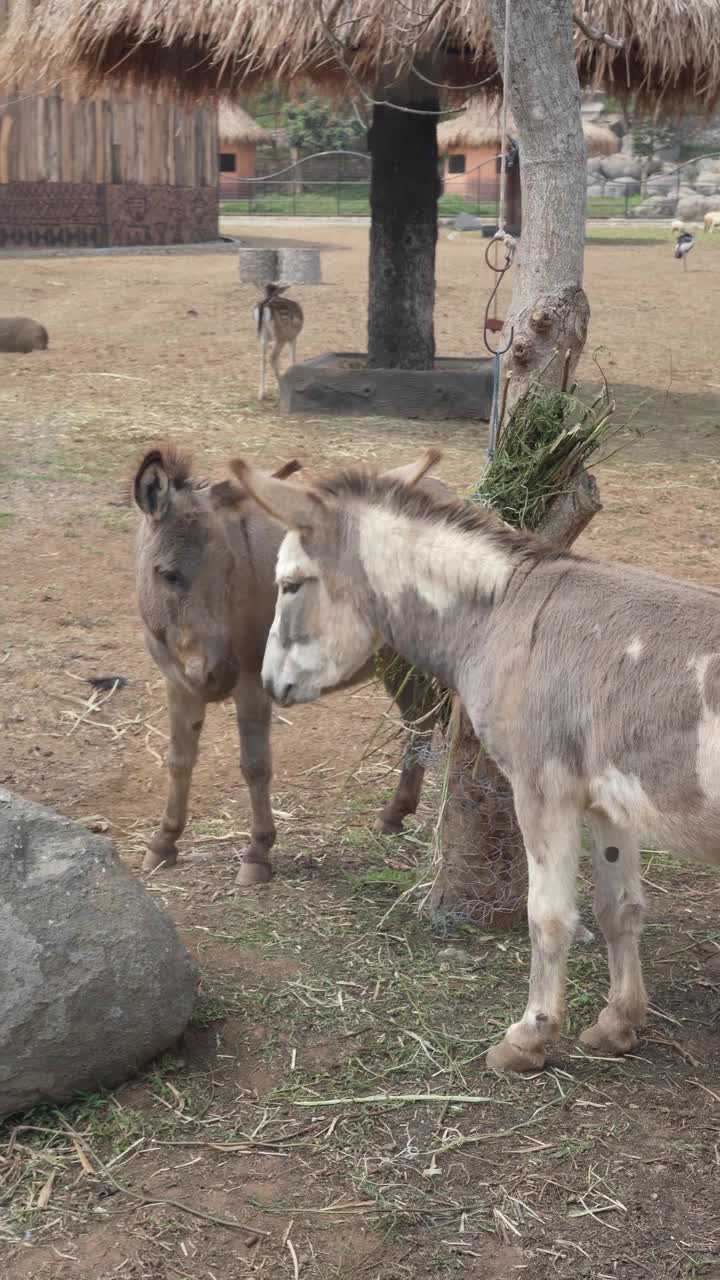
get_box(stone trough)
[280,351,495,421]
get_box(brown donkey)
[234,450,720,1072]
[132,442,439,885]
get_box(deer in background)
[254,284,303,401]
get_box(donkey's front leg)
[144,679,206,871]
[487,792,581,1073]
[376,667,436,834]
[375,734,430,834]
[233,675,276,887]
[258,337,268,401]
[580,814,647,1055]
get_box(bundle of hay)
[472,378,618,529]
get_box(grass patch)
[190,991,228,1029]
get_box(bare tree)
[430,0,596,924]
[492,0,590,407]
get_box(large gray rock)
[676,193,717,221]
[605,177,641,196]
[600,155,641,181]
[0,790,197,1120]
[633,194,677,218]
[453,212,485,231]
[646,175,676,195]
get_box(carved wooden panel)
[0,181,218,248]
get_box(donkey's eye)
[157,567,184,589]
[282,580,303,595]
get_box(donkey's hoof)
[142,846,178,872]
[374,816,404,835]
[235,861,272,888]
[580,1019,638,1056]
[486,1036,546,1074]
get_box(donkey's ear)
[132,442,191,517]
[382,449,443,487]
[272,458,302,481]
[229,458,322,530]
[134,451,172,518]
[210,461,302,514]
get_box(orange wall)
[442,145,499,199]
[219,141,257,193]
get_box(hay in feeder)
[471,379,619,531]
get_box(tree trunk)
[640,155,650,199]
[427,2,594,927]
[490,0,590,409]
[289,144,302,196]
[429,467,601,926]
[367,69,440,369]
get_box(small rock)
[438,945,473,967]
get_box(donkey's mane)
[313,467,571,562]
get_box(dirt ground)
[2,224,720,1280]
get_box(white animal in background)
[704,210,720,233]
[670,219,686,236]
[253,284,304,401]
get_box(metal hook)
[482,233,516,355]
[491,326,514,356]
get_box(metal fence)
[219,149,720,221]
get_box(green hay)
[471,380,617,532]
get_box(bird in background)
[674,229,695,270]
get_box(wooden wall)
[0,0,217,188]
[0,84,218,188]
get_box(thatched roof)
[438,100,620,157]
[219,102,271,146]
[1,1,719,112]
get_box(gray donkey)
[232,449,720,1072]
[132,442,439,885]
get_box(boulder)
[633,195,677,218]
[605,177,640,196]
[587,156,605,176]
[695,179,720,196]
[676,193,717,221]
[600,155,641,181]
[453,212,485,231]
[646,175,676,196]
[0,789,197,1120]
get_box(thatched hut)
[438,99,620,207]
[218,102,272,199]
[0,1,218,250]
[2,1,719,111]
[2,0,719,367]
